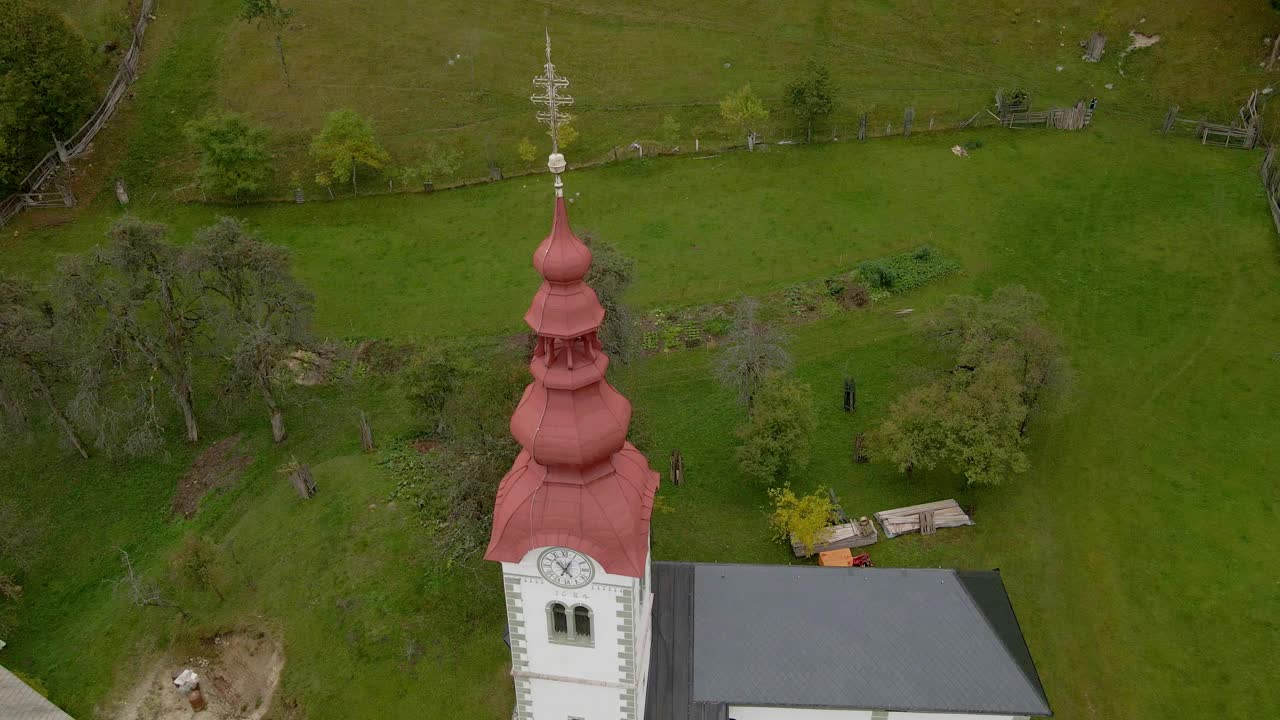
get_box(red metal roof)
[486,191,659,578]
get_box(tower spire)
[531,30,574,196]
[485,39,659,578]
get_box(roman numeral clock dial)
[537,547,594,588]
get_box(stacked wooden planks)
[875,499,974,539]
[791,517,878,557]
[1082,32,1106,62]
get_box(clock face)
[537,547,595,588]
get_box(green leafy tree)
[240,0,295,87]
[719,84,769,151]
[517,137,538,163]
[870,286,1070,486]
[403,350,460,434]
[784,60,836,143]
[768,483,836,555]
[0,0,95,188]
[582,233,638,362]
[557,122,579,149]
[190,217,313,443]
[390,347,526,564]
[660,115,682,147]
[714,297,792,408]
[735,373,817,484]
[183,111,272,201]
[309,108,390,195]
[925,285,1073,435]
[420,144,463,184]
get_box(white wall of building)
[729,708,1025,720]
[504,545,653,720]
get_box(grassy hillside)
[3,121,1279,719]
[4,2,1280,719]
[35,0,1280,204]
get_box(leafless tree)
[189,217,313,443]
[112,547,186,616]
[57,218,205,443]
[0,274,90,458]
[714,297,792,410]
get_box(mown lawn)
[3,120,1278,720]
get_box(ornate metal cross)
[531,30,574,153]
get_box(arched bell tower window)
[550,602,569,635]
[573,605,592,639]
[547,602,593,646]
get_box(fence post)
[1161,105,1179,134]
[903,107,914,137]
[858,112,867,141]
[52,135,69,162]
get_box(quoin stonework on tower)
[486,34,660,720]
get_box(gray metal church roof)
[0,665,74,720]
[646,562,1052,718]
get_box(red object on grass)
[485,193,659,578]
[850,553,874,567]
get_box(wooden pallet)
[791,517,878,557]
[874,499,974,539]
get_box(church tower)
[486,35,661,720]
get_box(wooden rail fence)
[0,0,155,227]
[1161,91,1261,149]
[1260,146,1280,236]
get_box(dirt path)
[105,631,284,720]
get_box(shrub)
[823,277,845,298]
[783,283,822,315]
[183,111,272,201]
[858,260,898,289]
[735,373,816,483]
[767,483,836,555]
[913,244,937,261]
[703,311,732,337]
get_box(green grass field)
[39,0,1280,201]
[4,120,1279,720]
[4,3,1280,720]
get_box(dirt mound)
[172,435,253,518]
[110,630,284,720]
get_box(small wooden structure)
[875,498,974,539]
[791,516,878,556]
[358,410,375,452]
[792,491,878,556]
[852,433,868,463]
[842,376,856,412]
[287,463,318,499]
[995,89,1029,118]
[669,449,685,486]
[1081,32,1106,62]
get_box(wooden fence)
[0,0,155,227]
[1160,91,1262,149]
[1259,146,1280,235]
